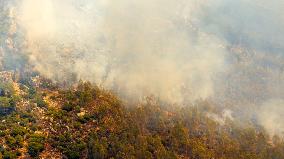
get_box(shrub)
[34,96,47,108]
[28,134,45,157]
[62,103,73,112]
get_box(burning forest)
[0,0,283,158]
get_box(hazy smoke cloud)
[257,99,284,136]
[206,109,233,125]
[17,0,226,104]
[2,0,284,135]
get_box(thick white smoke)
[5,0,284,136]
[17,0,226,104]
[257,99,284,137]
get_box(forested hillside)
[0,1,284,159]
[0,71,283,159]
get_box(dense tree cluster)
[0,82,17,116]
[0,76,282,158]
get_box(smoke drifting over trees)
[1,0,284,137]
[17,0,226,104]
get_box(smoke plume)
[1,0,284,136]
[257,99,284,137]
[17,0,227,104]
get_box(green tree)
[28,134,45,157]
